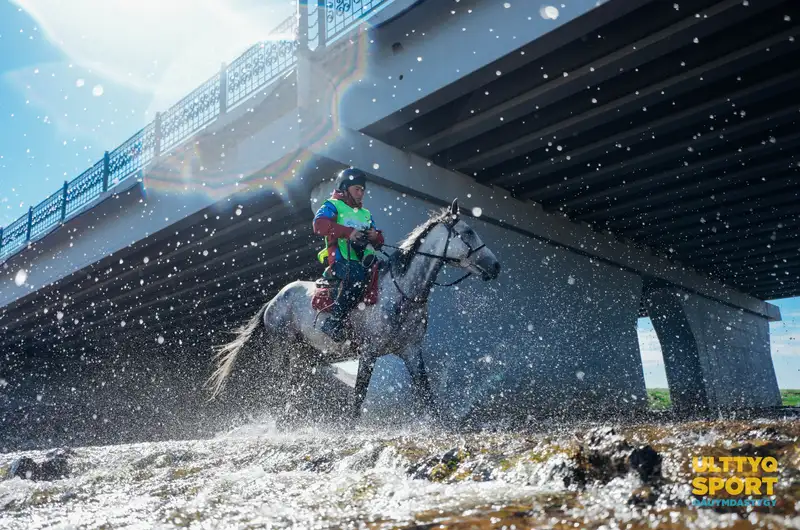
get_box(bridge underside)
[0,189,316,356]
[366,0,800,301]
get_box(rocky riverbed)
[1,415,799,529]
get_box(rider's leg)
[321,260,367,341]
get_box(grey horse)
[207,199,501,419]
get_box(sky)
[0,1,798,389]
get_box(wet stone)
[7,451,70,481]
[8,457,38,480]
[629,445,662,482]
[573,427,663,487]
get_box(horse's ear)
[450,198,459,215]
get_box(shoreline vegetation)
[646,388,800,409]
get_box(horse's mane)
[388,207,454,273]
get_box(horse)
[206,199,501,420]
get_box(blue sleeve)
[314,200,338,222]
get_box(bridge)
[1,0,796,447]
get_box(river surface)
[1,415,799,529]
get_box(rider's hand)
[348,229,366,242]
[364,228,379,242]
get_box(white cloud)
[12,0,294,113]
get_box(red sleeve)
[313,217,354,239]
[374,230,385,246]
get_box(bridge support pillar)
[644,286,781,415]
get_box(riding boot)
[320,315,346,342]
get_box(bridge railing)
[0,14,299,263]
[0,1,401,263]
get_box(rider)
[313,167,384,342]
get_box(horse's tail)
[206,302,269,400]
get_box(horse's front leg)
[351,352,377,420]
[401,342,436,417]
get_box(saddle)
[311,263,380,313]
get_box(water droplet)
[92,85,104,96]
[471,207,483,217]
[540,5,559,19]
[14,269,27,286]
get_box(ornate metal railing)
[108,123,157,187]
[29,189,65,241]
[160,73,222,152]
[1,215,30,260]
[324,0,393,44]
[0,2,402,263]
[227,15,299,111]
[65,161,106,218]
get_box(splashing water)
[1,417,798,529]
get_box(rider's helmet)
[334,167,368,192]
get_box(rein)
[379,221,485,304]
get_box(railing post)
[219,62,228,115]
[154,112,163,157]
[61,181,68,222]
[0,227,4,257]
[297,0,310,51]
[318,0,326,49]
[102,151,110,192]
[25,206,33,242]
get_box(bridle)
[380,217,486,304]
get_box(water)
[1,417,798,529]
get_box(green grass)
[646,388,800,409]
[781,389,800,407]
[647,388,672,410]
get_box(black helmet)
[334,167,367,191]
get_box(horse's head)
[439,199,501,281]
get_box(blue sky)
[1,1,798,389]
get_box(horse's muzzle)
[480,261,501,281]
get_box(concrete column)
[310,181,648,424]
[645,286,781,414]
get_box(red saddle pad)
[312,264,379,313]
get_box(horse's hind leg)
[275,342,319,425]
